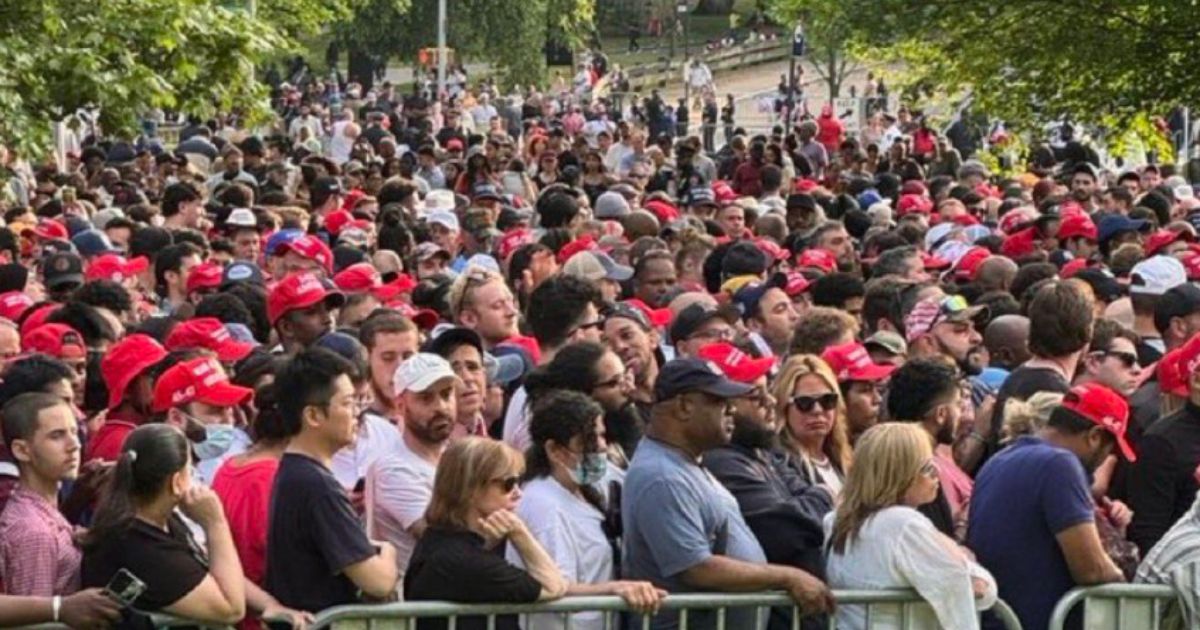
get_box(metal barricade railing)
[310,589,1024,630]
[1048,584,1180,630]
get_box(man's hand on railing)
[61,588,122,629]
[261,603,316,630]
[783,570,836,616]
[608,581,668,615]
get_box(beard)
[408,413,454,445]
[731,414,778,451]
[934,418,957,446]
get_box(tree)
[766,0,864,100]
[829,0,1200,129]
[0,0,325,155]
[332,0,595,91]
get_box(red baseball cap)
[325,210,371,237]
[1159,347,1187,397]
[796,248,838,274]
[821,342,896,383]
[557,235,599,264]
[0,291,33,323]
[952,246,991,281]
[1061,382,1136,461]
[753,238,788,263]
[267,271,346,325]
[1060,258,1091,279]
[644,199,681,223]
[1144,229,1193,257]
[19,303,59,337]
[166,317,255,362]
[697,342,775,383]
[497,228,535,262]
[1057,213,1098,242]
[390,301,440,331]
[712,181,738,204]
[86,254,149,283]
[22,323,86,359]
[23,219,68,241]
[783,270,812,296]
[334,263,402,301]
[185,262,224,295]
[622,298,673,327]
[1180,250,1200,281]
[1000,227,1038,258]
[152,357,254,413]
[897,194,933,216]
[277,235,334,274]
[101,334,168,410]
[920,251,951,271]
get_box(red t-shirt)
[212,457,279,630]
[84,420,138,464]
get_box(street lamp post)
[436,0,447,99]
[789,22,806,129]
[679,1,690,112]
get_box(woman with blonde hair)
[772,354,852,495]
[826,423,997,629]
[405,437,567,630]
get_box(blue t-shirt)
[622,437,767,630]
[967,436,1095,630]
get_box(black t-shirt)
[404,527,541,630]
[989,366,1071,463]
[82,514,208,612]
[265,453,378,611]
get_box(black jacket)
[1128,401,1200,553]
[703,444,833,578]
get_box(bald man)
[984,314,1032,373]
[975,256,1019,294]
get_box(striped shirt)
[0,485,81,595]
[1135,493,1200,626]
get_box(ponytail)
[83,450,138,550]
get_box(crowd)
[2,68,1200,630]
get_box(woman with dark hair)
[454,151,496,195]
[511,390,664,630]
[80,424,246,625]
[732,140,766,196]
[405,437,567,630]
[580,150,613,206]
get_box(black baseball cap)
[669,302,740,343]
[654,357,754,402]
[1072,268,1124,304]
[1154,284,1200,334]
[43,252,84,291]
[221,261,266,289]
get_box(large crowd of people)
[2,64,1200,630]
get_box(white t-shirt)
[328,120,357,165]
[331,411,404,490]
[365,436,437,577]
[507,476,614,630]
[824,506,997,630]
[501,385,532,453]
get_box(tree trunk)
[348,47,376,91]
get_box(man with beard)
[967,383,1129,630]
[425,327,492,438]
[602,301,666,415]
[700,342,834,581]
[885,358,971,538]
[1070,162,1101,212]
[365,353,459,580]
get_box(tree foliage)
[766,0,864,99]
[332,0,595,89]
[830,0,1200,128]
[0,0,326,155]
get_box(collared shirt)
[0,485,81,595]
[1136,494,1200,627]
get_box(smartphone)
[353,477,366,493]
[104,568,148,608]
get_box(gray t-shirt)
[622,437,767,630]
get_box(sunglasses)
[791,393,839,413]
[571,319,604,336]
[1097,349,1139,369]
[929,294,972,328]
[454,269,492,315]
[491,475,521,493]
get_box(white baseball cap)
[226,207,257,228]
[393,353,459,394]
[1130,255,1187,296]
[424,190,456,215]
[427,210,460,232]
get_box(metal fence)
[1048,583,1180,630]
[308,590,1024,630]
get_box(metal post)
[679,1,690,128]
[436,0,447,99]
[787,55,796,129]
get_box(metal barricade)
[1048,584,1180,630]
[311,589,1024,630]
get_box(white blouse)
[824,506,998,630]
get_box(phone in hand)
[104,568,148,608]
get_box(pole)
[436,0,447,100]
[679,1,690,126]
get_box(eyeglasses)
[791,393,839,413]
[919,459,938,480]
[491,475,521,493]
[688,327,735,342]
[570,319,604,337]
[1097,349,1139,369]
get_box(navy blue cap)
[265,228,304,257]
[71,229,121,257]
[654,357,755,402]
[1097,215,1150,245]
[472,182,503,201]
[221,261,265,288]
[314,331,366,362]
[731,273,789,320]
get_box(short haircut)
[194,293,254,330]
[0,355,76,407]
[862,277,910,334]
[160,182,202,218]
[73,280,133,315]
[2,392,69,453]
[153,242,203,298]
[527,274,601,349]
[46,301,117,348]
[885,358,960,421]
[810,273,865,309]
[1009,262,1059,305]
[871,245,919,279]
[275,347,361,437]
[1028,281,1094,358]
[1089,318,1139,353]
[129,226,173,260]
[358,310,416,349]
[791,307,859,355]
[536,189,581,229]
